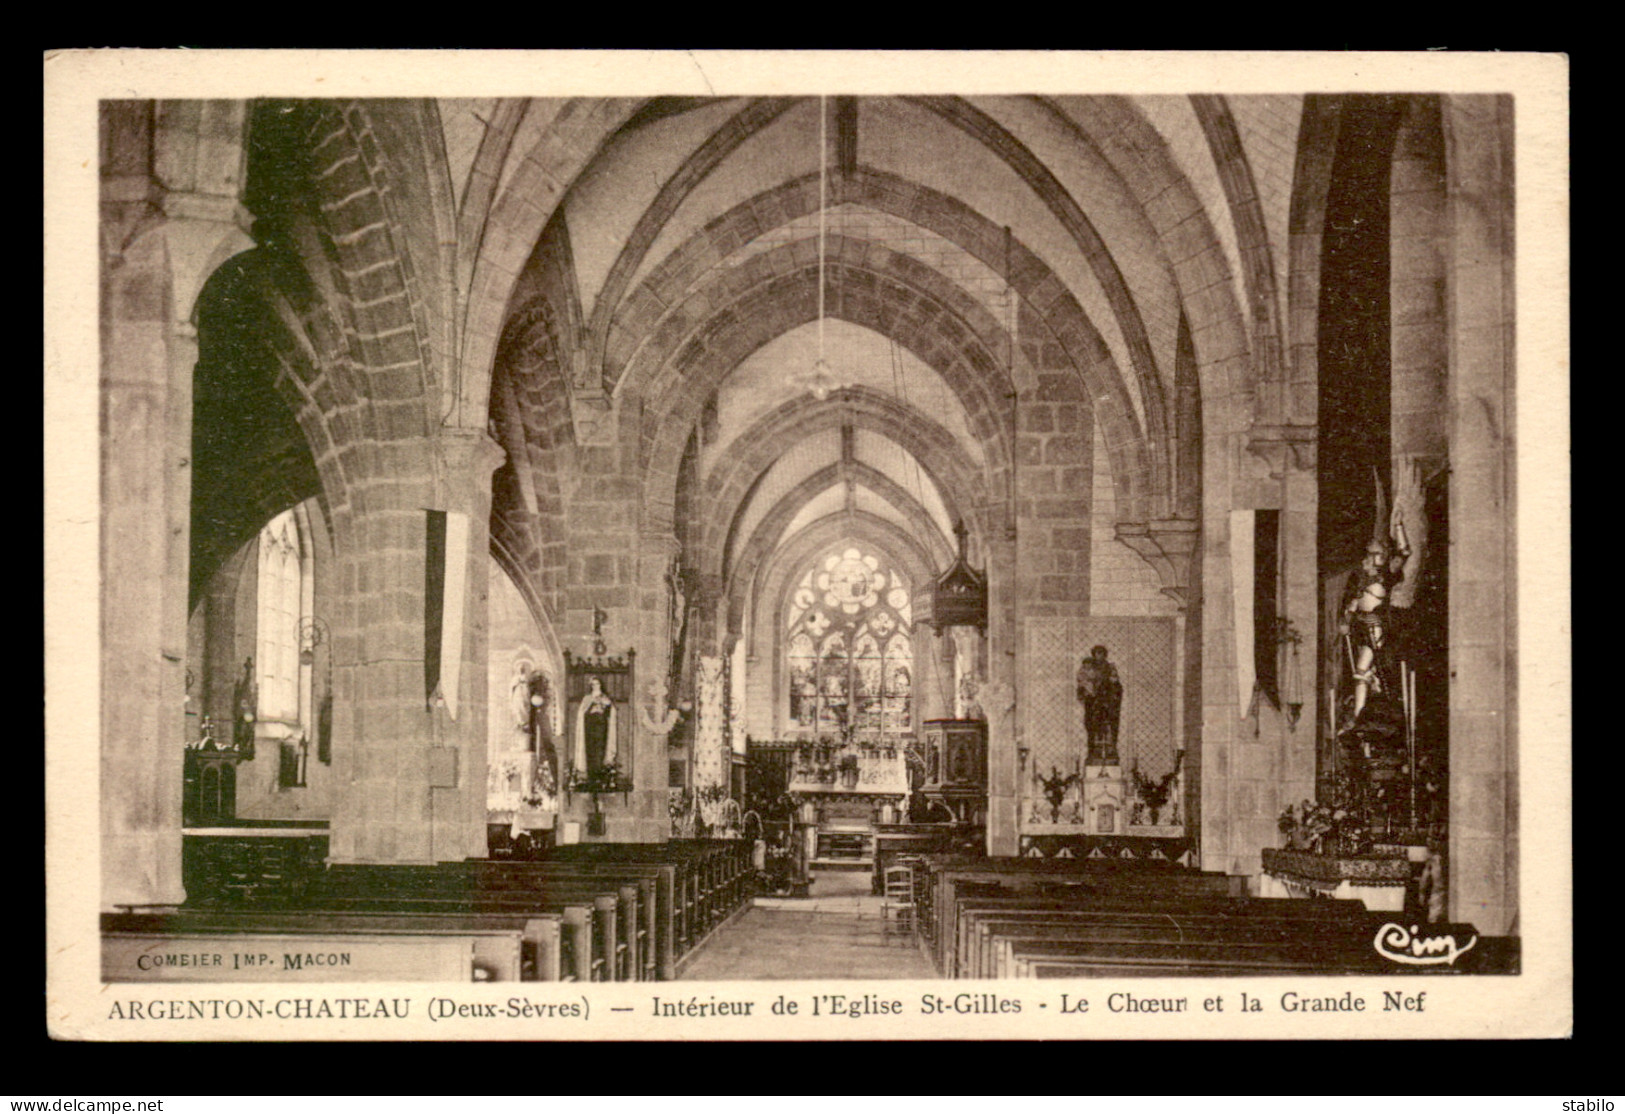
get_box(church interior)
[96,91,1519,982]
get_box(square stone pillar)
[1443,95,1518,936]
[98,102,252,906]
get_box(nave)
[679,872,936,982]
[91,86,1523,986]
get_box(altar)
[775,739,909,872]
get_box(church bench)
[315,867,633,981]
[960,909,1385,978]
[426,861,662,981]
[493,842,738,966]
[100,913,543,982]
[643,839,753,935]
[982,911,1493,978]
[538,840,752,958]
[998,936,1389,979]
[107,908,570,981]
[949,889,1368,968]
[968,918,1391,980]
[181,830,329,906]
[941,883,1372,979]
[917,856,1239,940]
[463,863,666,980]
[920,860,1253,975]
[535,846,703,953]
[317,889,629,982]
[405,862,657,981]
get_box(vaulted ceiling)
[466,94,1300,619]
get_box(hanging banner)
[424,509,470,719]
[1229,509,1255,717]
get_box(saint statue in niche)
[573,675,617,775]
[527,670,558,798]
[959,673,985,721]
[510,658,536,737]
[1075,645,1123,764]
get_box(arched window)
[783,546,913,738]
[256,509,304,726]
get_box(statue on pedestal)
[527,669,558,799]
[958,673,985,721]
[1075,645,1123,764]
[1338,510,1410,735]
[638,674,684,738]
[232,657,257,758]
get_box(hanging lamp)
[793,96,845,401]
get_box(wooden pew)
[920,858,1243,976]
[950,887,1370,974]
[969,913,1388,979]
[465,862,665,981]
[441,863,654,981]
[539,845,700,959]
[101,912,543,983]
[947,882,1371,978]
[1006,939,1338,978]
[319,868,628,983]
[931,862,1495,979]
[959,908,1370,980]
[151,839,751,983]
[539,839,752,967]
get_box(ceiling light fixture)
[794,95,845,402]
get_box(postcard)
[44,49,1570,1040]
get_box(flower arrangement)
[569,761,631,797]
[1037,766,1080,823]
[1277,774,1372,856]
[1130,761,1180,825]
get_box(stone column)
[99,101,252,908]
[1443,96,1517,935]
[1238,427,1320,869]
[325,472,438,865]
[325,428,506,864]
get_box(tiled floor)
[679,871,938,981]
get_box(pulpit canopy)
[929,519,987,634]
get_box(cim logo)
[1372,922,1479,966]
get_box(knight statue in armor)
[1338,509,1411,732]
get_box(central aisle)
[679,871,939,981]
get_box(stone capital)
[435,426,508,513]
[571,379,618,447]
[1115,518,1201,608]
[683,570,725,609]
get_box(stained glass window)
[784,547,913,737]
[256,509,303,725]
